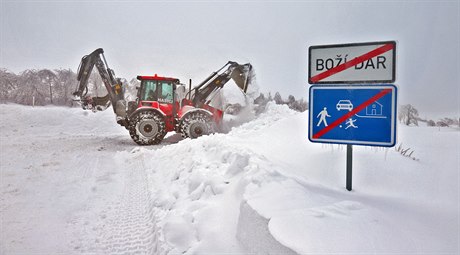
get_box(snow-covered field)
[1,103,459,254]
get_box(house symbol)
[366,101,383,116]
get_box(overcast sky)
[1,1,458,117]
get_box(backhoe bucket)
[230,63,253,93]
[75,48,104,97]
[73,48,126,122]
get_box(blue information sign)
[309,85,397,147]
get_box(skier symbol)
[345,118,358,129]
[317,107,331,127]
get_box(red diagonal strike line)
[310,43,394,83]
[313,88,392,139]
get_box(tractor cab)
[135,75,182,132]
[137,75,179,105]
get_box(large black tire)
[128,111,166,145]
[180,111,214,139]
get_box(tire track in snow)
[72,154,101,252]
[98,153,166,255]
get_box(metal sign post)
[346,144,352,191]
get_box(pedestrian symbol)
[316,107,331,127]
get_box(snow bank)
[136,135,260,253]
[98,102,297,253]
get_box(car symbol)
[336,100,353,111]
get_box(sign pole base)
[346,144,353,191]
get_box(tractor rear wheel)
[129,111,166,145]
[180,111,214,139]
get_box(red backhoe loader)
[73,48,253,145]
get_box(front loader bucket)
[230,63,253,93]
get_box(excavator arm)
[74,48,124,113]
[190,61,253,106]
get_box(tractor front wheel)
[180,111,214,139]
[129,111,166,145]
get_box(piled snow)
[111,102,299,253]
[1,103,459,254]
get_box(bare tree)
[273,92,283,104]
[298,98,308,112]
[398,104,419,126]
[0,69,18,103]
[254,93,266,105]
[37,69,58,104]
[55,69,77,106]
[14,70,45,105]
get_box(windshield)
[140,80,174,103]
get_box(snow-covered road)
[1,104,458,254]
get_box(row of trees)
[426,117,459,127]
[0,68,78,106]
[254,92,308,113]
[225,92,308,115]
[398,103,459,128]
[0,68,117,107]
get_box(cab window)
[159,82,173,103]
[142,81,157,101]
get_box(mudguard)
[179,106,213,121]
[129,107,166,119]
